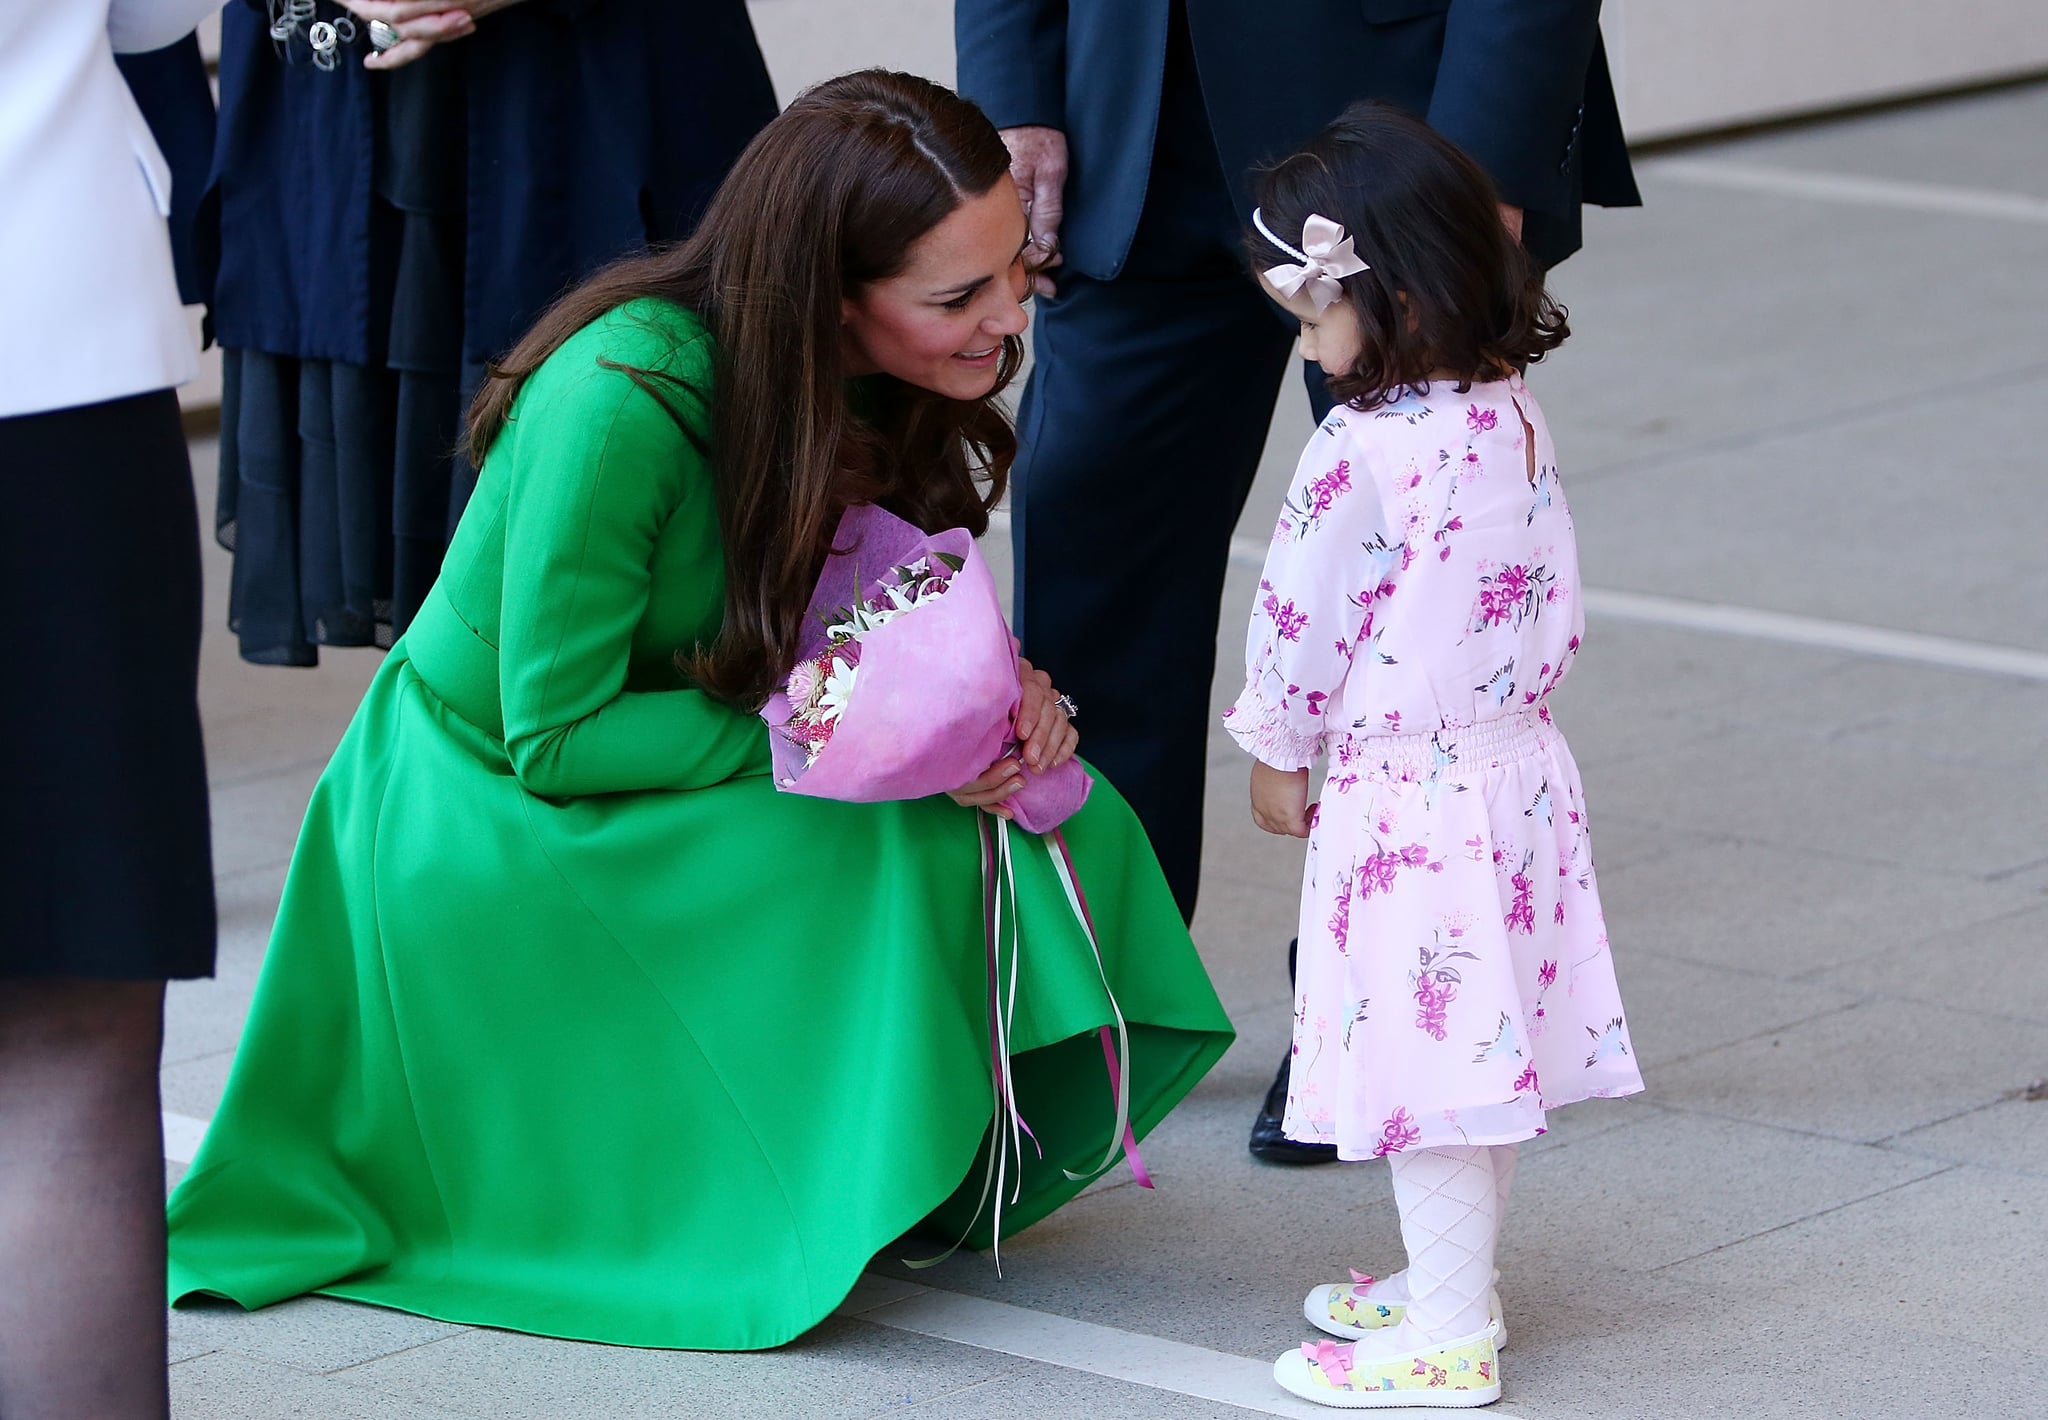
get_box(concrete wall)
[1606,0,2048,142]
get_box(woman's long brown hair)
[465,70,1021,710]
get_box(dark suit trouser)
[1010,115,1301,922]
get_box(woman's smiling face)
[841,181,1032,400]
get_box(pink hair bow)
[1256,210,1370,313]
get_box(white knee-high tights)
[1349,1142,1516,1357]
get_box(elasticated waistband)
[1333,708,1555,781]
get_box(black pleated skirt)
[0,390,217,980]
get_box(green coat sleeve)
[495,338,770,799]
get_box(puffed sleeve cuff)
[1223,690,1325,772]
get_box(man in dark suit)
[956,0,1638,1163]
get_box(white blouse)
[1225,374,1588,770]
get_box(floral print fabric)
[1225,376,1643,1159]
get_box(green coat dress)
[165,299,1234,1351]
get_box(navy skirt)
[0,390,217,980]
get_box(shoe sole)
[1275,1364,1501,1410]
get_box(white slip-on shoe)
[1273,1321,1503,1409]
[1304,1270,1506,1348]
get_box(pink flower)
[1305,459,1353,518]
[1506,875,1535,935]
[1373,1107,1421,1156]
[1537,959,1558,989]
[1358,851,1401,898]
[1413,977,1453,1039]
[785,660,817,704]
[1305,690,1328,717]
[1512,1064,1540,1094]
[1263,591,1310,642]
[1467,405,1499,432]
[1329,872,1354,953]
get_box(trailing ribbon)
[1046,828,1149,1191]
[904,816,1148,1274]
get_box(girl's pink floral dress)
[1226,375,1644,1159]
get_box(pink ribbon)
[1309,1339,1355,1389]
[1262,213,1370,313]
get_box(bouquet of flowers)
[760,504,1137,1266]
[763,503,1091,833]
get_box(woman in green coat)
[166,70,1233,1351]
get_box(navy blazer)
[207,0,776,367]
[956,0,1638,276]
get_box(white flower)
[817,654,859,725]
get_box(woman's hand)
[341,0,524,70]
[1011,655,1078,774]
[947,757,1025,819]
[1250,761,1314,838]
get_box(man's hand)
[1498,202,1524,244]
[1249,761,1315,839]
[999,125,1068,297]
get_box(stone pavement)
[160,9,2048,1415]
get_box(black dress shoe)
[1248,1044,1338,1165]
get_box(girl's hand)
[1250,761,1314,838]
[1011,655,1079,774]
[947,757,1025,819]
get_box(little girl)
[1225,103,1644,1409]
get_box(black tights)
[0,977,170,1420]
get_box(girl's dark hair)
[1249,100,1568,410]
[466,69,1022,709]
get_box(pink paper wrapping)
[762,505,1091,833]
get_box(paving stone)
[1650,996,2048,1143]
[159,1047,236,1121]
[1660,1164,2048,1351]
[747,0,959,101]
[864,1358,1264,1419]
[1604,949,1863,1070]
[1598,837,2031,979]
[1813,900,2048,1025]
[205,761,328,881]
[341,1316,1019,1420]
[1884,1096,2048,1179]
[169,1294,469,1376]
[1543,189,2048,491]
[1504,1109,1945,1275]
[1566,367,2048,652]
[1701,80,2048,201]
[170,1349,474,1420]
[1499,1257,2048,1420]
[1590,731,2048,880]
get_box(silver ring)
[369,19,403,50]
[1053,693,1078,721]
